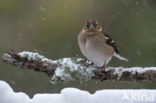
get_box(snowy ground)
[0,80,156,103]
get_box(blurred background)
[0,0,156,97]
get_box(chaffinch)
[78,19,128,68]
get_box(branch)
[2,50,156,84]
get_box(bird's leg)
[100,64,106,70]
[99,60,107,70]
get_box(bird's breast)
[78,32,114,67]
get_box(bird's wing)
[103,32,119,54]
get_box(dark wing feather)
[103,32,119,54]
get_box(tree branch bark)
[2,50,156,83]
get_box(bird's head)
[82,19,102,33]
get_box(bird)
[78,19,128,69]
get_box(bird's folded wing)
[103,32,119,54]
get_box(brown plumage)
[78,19,128,67]
[103,32,119,54]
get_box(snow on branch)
[2,50,156,84]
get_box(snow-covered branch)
[2,50,156,84]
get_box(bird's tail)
[114,53,128,61]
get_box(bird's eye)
[86,24,90,28]
[94,23,97,27]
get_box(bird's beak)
[89,24,95,30]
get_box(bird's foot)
[98,64,107,72]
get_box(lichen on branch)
[2,50,156,84]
